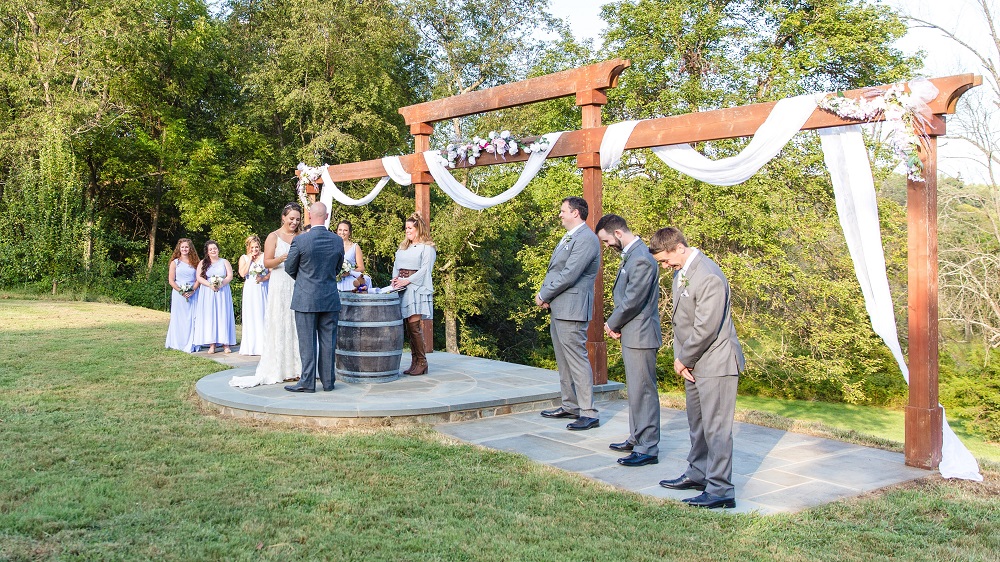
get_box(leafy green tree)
[598,0,917,403]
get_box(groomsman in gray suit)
[535,196,602,430]
[649,227,745,509]
[595,214,662,467]
[284,202,345,393]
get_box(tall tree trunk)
[147,125,167,274]
[444,271,458,353]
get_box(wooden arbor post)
[305,66,979,468]
[393,59,630,377]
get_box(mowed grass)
[1,299,999,561]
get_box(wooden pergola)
[305,60,981,470]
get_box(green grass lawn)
[2,299,999,561]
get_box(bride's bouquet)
[337,260,353,281]
[209,275,224,289]
[248,262,266,280]
[178,282,194,298]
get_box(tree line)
[2,0,997,441]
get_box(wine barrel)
[336,292,404,383]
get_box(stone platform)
[196,350,931,514]
[196,350,624,426]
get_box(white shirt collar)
[680,247,700,276]
[621,237,640,255]
[565,222,586,238]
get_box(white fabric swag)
[598,93,980,480]
[422,132,563,210]
[317,156,412,228]
[820,126,982,481]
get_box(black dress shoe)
[284,385,315,393]
[681,491,736,509]
[566,416,599,431]
[658,475,706,490]
[617,452,658,467]
[609,440,634,452]
[541,407,579,419]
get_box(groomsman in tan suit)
[596,214,663,467]
[536,196,602,430]
[650,227,744,509]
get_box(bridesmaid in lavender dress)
[193,240,237,354]
[237,234,269,356]
[165,238,200,352]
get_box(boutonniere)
[678,271,690,298]
[620,251,630,264]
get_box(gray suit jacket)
[285,225,345,313]
[672,252,744,377]
[539,225,601,322]
[607,240,662,349]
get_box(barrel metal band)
[338,320,403,328]
[341,300,401,307]
[335,349,404,357]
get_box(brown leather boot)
[402,319,415,375]
[407,318,428,375]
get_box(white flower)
[485,144,496,154]
[500,130,510,139]
[488,131,498,140]
[509,144,518,156]
[468,156,476,165]
[884,103,906,121]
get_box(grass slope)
[1,300,998,561]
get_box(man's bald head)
[309,202,328,226]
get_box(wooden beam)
[397,59,630,125]
[905,133,944,469]
[312,74,980,189]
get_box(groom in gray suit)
[650,227,744,509]
[596,214,662,467]
[536,196,602,430]
[284,202,345,393]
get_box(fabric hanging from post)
[820,126,982,481]
[598,97,981,480]
[422,132,564,210]
[317,156,412,227]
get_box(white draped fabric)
[652,95,818,182]
[598,94,980,480]
[382,156,413,186]
[820,126,982,481]
[317,156,411,227]
[422,132,564,210]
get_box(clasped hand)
[604,323,621,340]
[391,277,411,289]
[674,358,695,383]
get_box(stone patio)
[195,349,930,514]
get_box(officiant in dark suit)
[649,226,744,509]
[596,214,662,467]
[284,202,345,393]
[535,196,602,430]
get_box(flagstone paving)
[196,349,930,514]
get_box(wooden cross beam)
[305,63,980,470]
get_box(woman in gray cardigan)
[390,212,437,375]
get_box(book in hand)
[378,285,405,293]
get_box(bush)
[941,347,1000,443]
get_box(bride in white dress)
[230,203,303,388]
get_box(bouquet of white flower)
[337,260,353,281]
[178,282,194,294]
[248,262,266,279]
[210,275,224,289]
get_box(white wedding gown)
[229,237,302,387]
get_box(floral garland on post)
[445,130,551,168]
[295,162,325,208]
[817,82,935,182]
